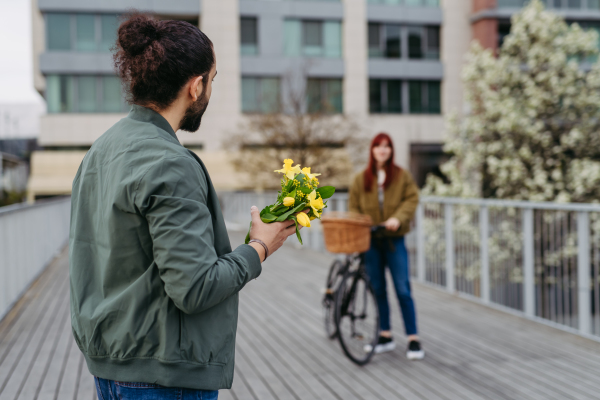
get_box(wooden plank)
[1,272,69,400]
[0,263,67,398]
[75,366,97,400]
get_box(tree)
[421,1,600,316]
[425,0,600,203]
[226,67,364,190]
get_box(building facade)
[29,0,477,200]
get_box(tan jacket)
[348,168,419,237]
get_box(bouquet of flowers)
[245,159,336,245]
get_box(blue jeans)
[94,377,218,400]
[364,236,418,335]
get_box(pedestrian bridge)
[2,196,600,399]
[2,231,600,400]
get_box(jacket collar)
[127,104,180,144]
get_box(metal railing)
[218,191,600,340]
[0,197,71,322]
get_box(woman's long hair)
[364,132,401,192]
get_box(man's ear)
[189,76,204,101]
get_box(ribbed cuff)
[234,244,262,280]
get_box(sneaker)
[364,336,396,354]
[406,340,424,360]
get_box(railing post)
[480,205,490,304]
[445,203,454,293]
[416,203,425,283]
[577,211,591,335]
[523,208,535,318]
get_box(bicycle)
[322,225,387,365]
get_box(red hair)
[364,132,401,192]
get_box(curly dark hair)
[113,13,214,110]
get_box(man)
[69,14,297,399]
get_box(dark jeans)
[94,377,218,400]
[364,236,418,335]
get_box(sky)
[0,0,45,105]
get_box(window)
[369,80,402,113]
[47,14,71,50]
[284,19,342,58]
[369,80,440,114]
[241,17,258,55]
[241,77,280,113]
[368,23,439,60]
[366,0,439,6]
[46,75,128,113]
[100,15,119,51]
[409,81,440,114]
[46,13,119,52]
[306,79,343,114]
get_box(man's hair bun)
[112,13,214,109]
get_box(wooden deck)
[2,231,600,400]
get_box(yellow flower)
[307,190,324,217]
[301,167,321,181]
[275,159,302,180]
[297,212,311,227]
[283,197,295,207]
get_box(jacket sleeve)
[348,173,362,214]
[392,171,420,228]
[135,155,262,315]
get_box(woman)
[348,132,424,360]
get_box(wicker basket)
[321,212,373,254]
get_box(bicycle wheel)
[335,269,379,365]
[323,259,344,339]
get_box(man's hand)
[384,217,401,232]
[248,206,299,261]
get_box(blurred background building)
[28,0,600,201]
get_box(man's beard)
[179,91,209,133]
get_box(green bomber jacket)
[69,105,262,390]
[348,168,419,237]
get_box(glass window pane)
[284,19,301,57]
[242,78,258,113]
[324,21,342,58]
[325,79,343,113]
[567,0,581,8]
[78,76,97,112]
[100,15,118,51]
[368,23,383,58]
[427,81,441,113]
[590,0,600,9]
[303,21,322,46]
[387,80,402,113]
[259,78,280,113]
[307,79,322,113]
[241,17,258,55]
[102,76,123,112]
[76,14,97,51]
[47,14,71,50]
[46,75,74,112]
[409,81,423,113]
[385,25,401,58]
[426,26,440,59]
[46,75,61,113]
[303,21,323,56]
[405,0,423,5]
[369,79,382,113]
[408,27,423,59]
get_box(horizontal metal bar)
[421,196,600,212]
[0,196,71,217]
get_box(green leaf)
[299,186,312,194]
[288,189,296,199]
[245,221,252,244]
[291,217,303,245]
[272,206,289,216]
[317,186,336,199]
[275,203,306,222]
[260,213,278,223]
[260,205,271,216]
